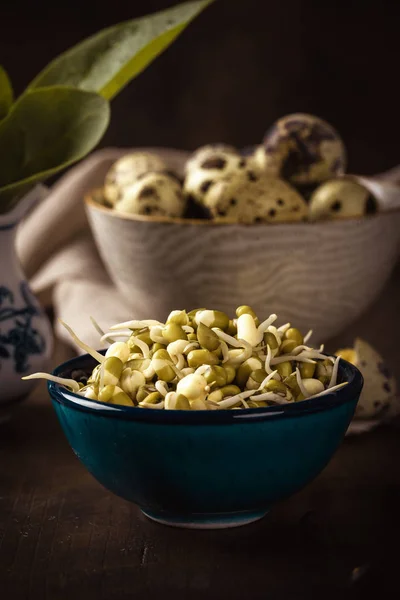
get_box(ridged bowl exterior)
[85,148,400,342]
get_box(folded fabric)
[16,148,130,351]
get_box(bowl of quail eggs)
[85,113,400,342]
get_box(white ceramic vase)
[0,186,53,420]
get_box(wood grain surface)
[1,265,400,600]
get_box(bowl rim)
[84,188,400,227]
[48,352,363,425]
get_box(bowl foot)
[141,509,268,529]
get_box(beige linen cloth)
[15,148,400,354]
[16,148,133,353]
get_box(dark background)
[1,0,400,175]
[1,6,400,597]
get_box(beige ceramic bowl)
[85,148,400,343]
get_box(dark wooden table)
[1,265,400,600]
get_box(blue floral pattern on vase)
[0,282,46,373]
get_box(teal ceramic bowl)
[49,353,363,529]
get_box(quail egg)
[185,144,239,174]
[184,143,268,204]
[115,172,186,218]
[309,178,378,221]
[336,338,397,420]
[184,154,247,204]
[250,145,280,176]
[203,172,308,223]
[104,152,168,205]
[262,113,347,186]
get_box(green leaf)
[0,66,13,120]
[0,86,110,213]
[27,0,214,100]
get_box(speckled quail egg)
[185,144,239,174]
[336,339,397,420]
[104,152,168,205]
[250,145,281,177]
[309,178,378,221]
[114,172,186,218]
[262,113,347,186]
[203,172,308,223]
[184,147,262,204]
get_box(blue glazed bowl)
[49,353,363,529]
